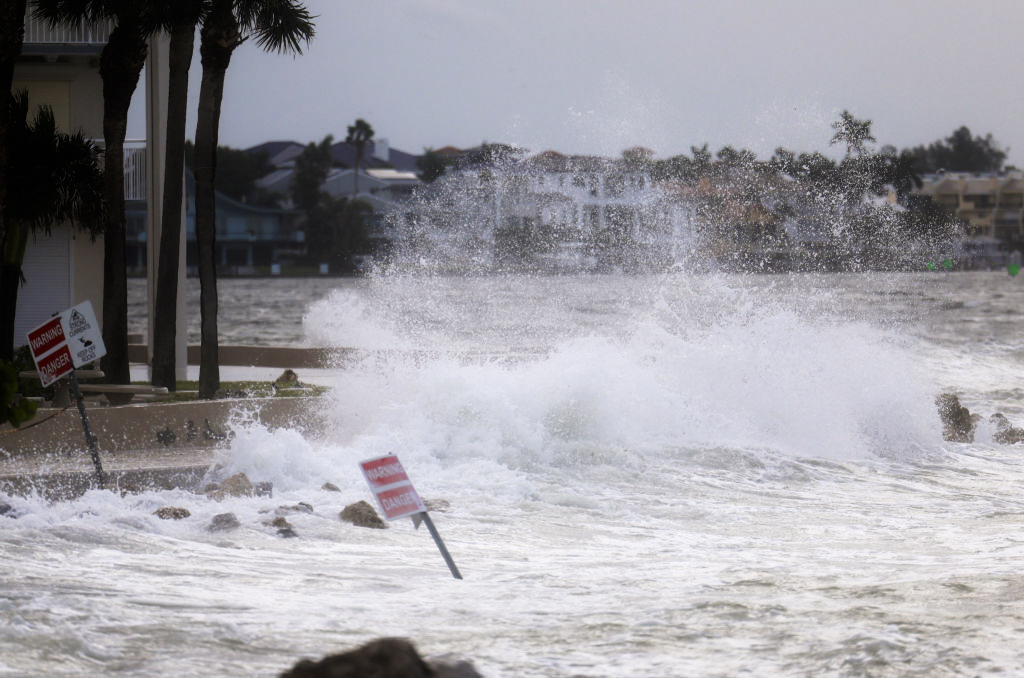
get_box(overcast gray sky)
[133,0,1024,165]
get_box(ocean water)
[7,271,1024,677]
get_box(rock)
[265,516,298,538]
[154,507,190,520]
[277,502,314,515]
[280,638,433,678]
[208,512,240,532]
[254,481,274,498]
[321,482,340,492]
[210,472,254,500]
[991,413,1024,444]
[936,393,976,442]
[202,482,220,494]
[430,657,485,678]
[0,502,16,518]
[274,369,300,388]
[340,500,387,529]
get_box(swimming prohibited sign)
[26,300,106,386]
[360,454,463,579]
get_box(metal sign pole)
[69,370,104,486]
[419,511,462,580]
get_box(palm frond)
[237,0,315,54]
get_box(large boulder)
[280,638,483,678]
[339,500,387,529]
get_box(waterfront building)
[916,171,1024,267]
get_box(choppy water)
[7,271,1024,677]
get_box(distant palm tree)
[151,0,206,391]
[193,0,314,399]
[34,0,158,385]
[346,118,374,196]
[1,93,103,360]
[830,110,875,158]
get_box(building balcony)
[21,6,113,55]
[123,141,145,202]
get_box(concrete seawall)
[127,344,343,368]
[0,397,325,501]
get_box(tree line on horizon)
[189,113,1010,277]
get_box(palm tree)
[1,92,103,361]
[346,118,374,196]
[0,0,30,273]
[34,0,157,386]
[193,0,314,399]
[830,110,875,158]
[150,0,205,391]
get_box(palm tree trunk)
[0,222,28,361]
[194,0,241,399]
[151,18,196,391]
[98,24,148,385]
[0,0,28,358]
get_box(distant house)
[126,173,303,275]
[916,171,1024,267]
[918,172,1024,241]
[253,139,424,250]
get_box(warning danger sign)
[26,300,106,386]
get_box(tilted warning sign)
[26,301,106,386]
[360,455,426,520]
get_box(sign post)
[26,301,107,486]
[360,454,463,579]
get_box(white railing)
[23,7,113,47]
[123,142,146,201]
[91,140,147,201]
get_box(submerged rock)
[340,500,387,529]
[321,482,340,492]
[264,515,298,538]
[0,502,15,518]
[209,472,254,500]
[277,502,314,515]
[936,393,976,442]
[154,507,190,520]
[280,638,435,678]
[280,638,484,678]
[991,413,1024,444]
[208,512,240,532]
[254,481,274,498]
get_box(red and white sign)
[27,316,65,357]
[360,454,426,520]
[26,300,106,386]
[36,344,74,386]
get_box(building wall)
[12,59,106,348]
[13,60,104,137]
